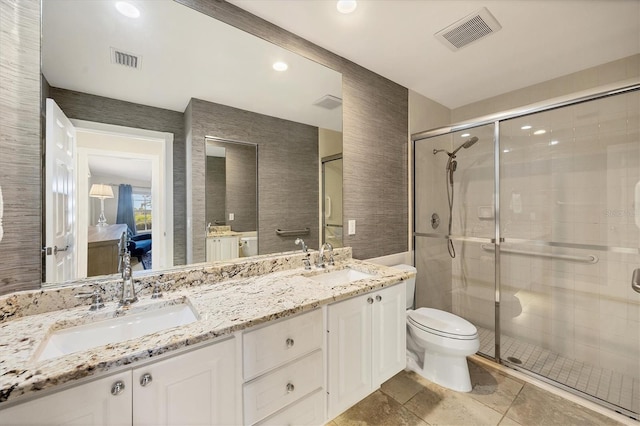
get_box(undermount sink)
[35,300,199,362]
[307,268,376,285]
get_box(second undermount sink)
[307,268,376,285]
[35,300,199,362]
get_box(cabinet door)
[372,283,406,387]
[0,371,131,426]
[133,338,238,426]
[327,293,372,419]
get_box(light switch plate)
[229,213,234,220]
[348,219,356,235]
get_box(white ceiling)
[42,0,342,131]
[228,0,640,109]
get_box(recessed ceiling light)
[549,140,559,145]
[461,133,470,138]
[272,61,288,71]
[503,149,510,153]
[337,0,357,14]
[115,1,140,18]
[534,129,546,135]
[521,125,532,130]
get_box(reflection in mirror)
[41,0,342,286]
[205,137,257,261]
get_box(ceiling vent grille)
[110,48,141,69]
[435,7,501,51]
[313,94,342,110]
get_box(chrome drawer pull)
[286,382,295,393]
[286,338,295,348]
[140,373,153,387]
[376,295,382,302]
[111,380,125,396]
[367,297,374,304]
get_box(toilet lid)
[408,308,477,337]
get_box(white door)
[0,371,131,425]
[133,338,238,426]
[327,292,372,419]
[372,283,407,387]
[45,98,77,283]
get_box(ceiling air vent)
[435,7,501,51]
[110,48,141,69]
[313,95,342,110]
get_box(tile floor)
[477,326,640,416]
[327,357,632,426]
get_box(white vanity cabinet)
[133,337,238,426]
[206,235,239,262]
[327,282,406,419]
[1,338,238,426]
[1,370,132,425]
[242,308,325,425]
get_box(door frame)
[72,120,173,278]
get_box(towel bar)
[276,228,310,237]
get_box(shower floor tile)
[477,326,639,417]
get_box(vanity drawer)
[255,388,325,426]
[243,349,323,425]
[243,308,323,379]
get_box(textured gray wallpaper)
[188,98,318,261]
[0,0,41,294]
[48,87,187,266]
[177,0,409,260]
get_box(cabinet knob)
[286,382,295,393]
[367,297,374,304]
[376,295,382,302]
[286,338,295,348]
[111,380,125,396]
[140,373,153,387]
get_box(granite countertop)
[207,231,242,237]
[0,250,413,405]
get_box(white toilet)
[392,264,480,392]
[241,236,258,257]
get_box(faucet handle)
[75,289,105,311]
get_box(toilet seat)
[407,308,478,340]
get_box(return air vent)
[313,94,342,110]
[435,7,501,51]
[110,47,141,69]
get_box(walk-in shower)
[433,136,479,258]
[413,82,640,419]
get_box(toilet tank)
[391,264,416,309]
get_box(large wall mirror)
[41,0,342,287]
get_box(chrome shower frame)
[411,78,640,418]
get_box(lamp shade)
[89,184,114,199]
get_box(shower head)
[451,136,479,156]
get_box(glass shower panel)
[499,90,640,416]
[414,124,496,358]
[322,157,343,248]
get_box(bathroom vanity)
[0,248,412,425]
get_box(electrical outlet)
[348,219,356,235]
[229,213,234,221]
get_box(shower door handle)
[632,269,640,294]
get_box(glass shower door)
[499,90,640,417]
[414,123,496,359]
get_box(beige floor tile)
[467,359,525,414]
[497,415,523,426]
[381,370,430,405]
[333,390,428,426]
[405,384,504,426]
[504,384,627,426]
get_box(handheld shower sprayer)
[432,135,479,258]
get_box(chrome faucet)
[317,242,334,268]
[118,232,138,307]
[295,238,311,270]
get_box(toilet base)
[406,350,473,392]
